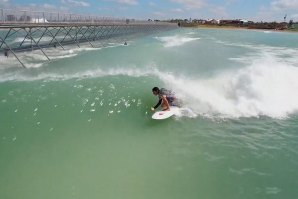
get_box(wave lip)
[159,53,298,119]
[2,53,298,119]
[155,35,200,47]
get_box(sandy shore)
[186,24,298,33]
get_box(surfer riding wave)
[151,87,179,111]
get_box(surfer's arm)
[152,99,162,110]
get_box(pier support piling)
[0,8,178,68]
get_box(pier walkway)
[0,8,177,68]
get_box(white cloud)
[42,3,57,10]
[271,0,298,10]
[225,0,239,5]
[171,8,184,13]
[170,0,206,9]
[108,0,138,5]
[255,7,278,21]
[290,13,298,20]
[15,3,63,12]
[209,6,228,18]
[255,0,298,21]
[98,7,111,11]
[153,11,165,16]
[0,0,10,7]
[1,1,69,12]
[149,2,157,6]
[61,0,90,7]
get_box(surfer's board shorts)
[159,88,181,107]
[163,97,180,107]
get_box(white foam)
[59,60,298,119]
[216,39,298,68]
[0,41,120,70]
[13,37,31,43]
[187,32,196,35]
[155,35,200,47]
[2,40,298,119]
[158,54,298,119]
[2,57,298,119]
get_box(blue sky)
[1,0,298,21]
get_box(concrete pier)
[0,8,177,68]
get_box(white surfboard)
[152,106,180,120]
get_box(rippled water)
[1,28,298,199]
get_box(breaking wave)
[1,32,298,119]
[155,35,200,47]
[2,51,298,119]
[162,59,298,118]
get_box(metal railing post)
[24,11,26,23]
[1,8,3,23]
[0,7,176,69]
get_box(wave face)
[1,28,298,199]
[161,54,298,118]
[154,35,200,47]
[1,29,298,119]
[2,59,298,119]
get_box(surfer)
[151,87,176,111]
[4,49,8,57]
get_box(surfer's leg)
[161,101,166,109]
[161,100,170,110]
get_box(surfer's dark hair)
[152,87,160,92]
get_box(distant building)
[219,19,254,26]
[193,19,206,24]
[206,19,220,24]
[240,19,248,24]
[240,19,253,25]
[20,15,31,22]
[31,18,49,23]
[219,19,241,25]
[6,15,16,22]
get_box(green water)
[1,28,298,199]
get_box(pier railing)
[0,8,158,25]
[0,8,177,68]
